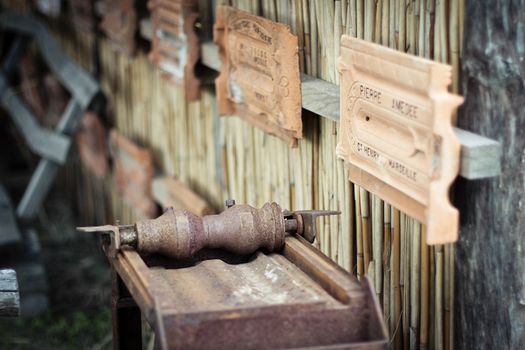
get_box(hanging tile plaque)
[75,112,109,178]
[337,35,463,244]
[109,130,157,219]
[100,0,137,56]
[148,0,200,101]
[214,6,302,146]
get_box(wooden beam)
[139,19,501,180]
[454,2,525,348]
[0,269,20,317]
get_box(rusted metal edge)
[139,18,501,180]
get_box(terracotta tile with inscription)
[214,6,302,147]
[109,130,157,219]
[75,112,109,178]
[337,36,463,244]
[151,176,213,216]
[100,0,137,56]
[148,0,200,101]
[68,0,96,36]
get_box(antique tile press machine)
[81,201,388,349]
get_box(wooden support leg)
[111,268,142,350]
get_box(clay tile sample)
[336,35,464,244]
[100,0,137,56]
[75,112,109,178]
[151,176,213,216]
[148,0,200,101]
[214,6,302,147]
[109,130,157,219]
[68,0,96,35]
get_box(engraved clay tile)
[336,35,464,244]
[68,0,96,36]
[75,112,109,178]
[151,176,213,216]
[214,6,302,147]
[100,0,137,56]
[109,129,157,219]
[148,0,200,101]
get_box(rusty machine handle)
[78,201,339,259]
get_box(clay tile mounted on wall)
[214,6,302,147]
[148,0,200,101]
[151,176,213,216]
[68,0,96,36]
[74,112,109,178]
[100,0,137,56]
[109,129,157,219]
[337,35,464,245]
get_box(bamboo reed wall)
[46,1,464,349]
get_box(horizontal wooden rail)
[140,18,500,180]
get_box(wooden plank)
[454,128,502,179]
[201,41,221,71]
[0,269,20,317]
[0,13,100,109]
[16,100,83,221]
[139,18,501,180]
[455,2,525,349]
[300,73,339,122]
[0,75,71,164]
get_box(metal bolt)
[225,199,236,208]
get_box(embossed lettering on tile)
[214,6,302,146]
[337,36,463,244]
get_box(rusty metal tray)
[111,235,388,349]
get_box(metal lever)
[285,210,341,243]
[78,224,136,259]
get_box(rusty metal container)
[111,235,388,349]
